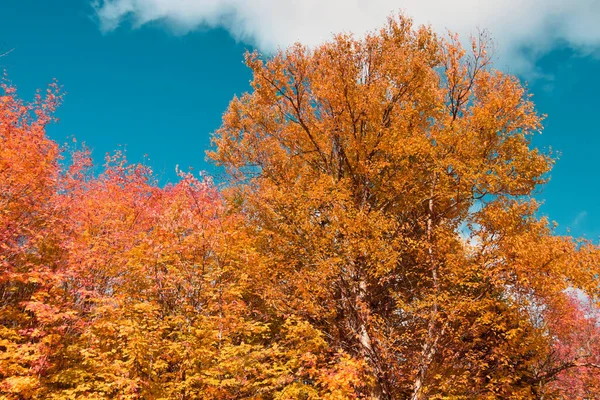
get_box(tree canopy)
[1,14,599,400]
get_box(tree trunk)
[356,278,389,400]
[411,174,440,400]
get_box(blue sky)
[1,0,598,239]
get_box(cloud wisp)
[571,211,589,229]
[93,0,600,73]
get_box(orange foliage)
[1,13,599,400]
[210,14,600,399]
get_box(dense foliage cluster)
[1,15,599,399]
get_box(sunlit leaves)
[210,13,600,399]
[1,12,599,400]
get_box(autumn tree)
[210,14,600,399]
[0,78,366,398]
[0,82,70,398]
[47,156,276,399]
[43,151,366,399]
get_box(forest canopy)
[1,14,599,400]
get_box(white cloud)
[571,210,588,228]
[93,0,600,73]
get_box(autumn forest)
[1,14,600,400]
